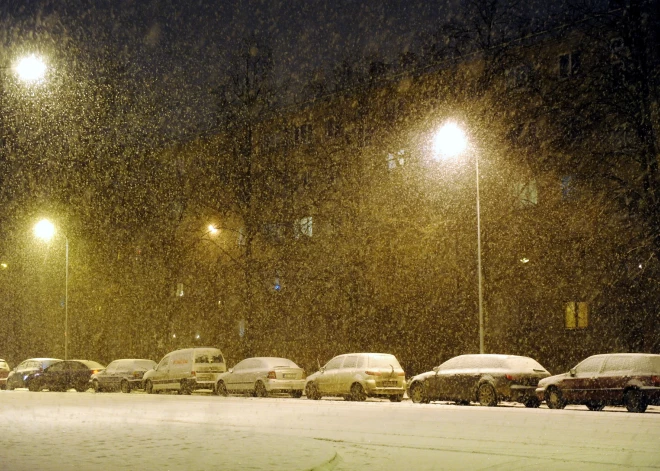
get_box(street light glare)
[15,54,47,83]
[34,219,56,241]
[432,122,468,159]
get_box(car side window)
[105,362,118,374]
[342,356,358,368]
[602,356,633,375]
[575,357,604,375]
[233,360,248,371]
[49,362,66,372]
[356,356,365,368]
[324,357,343,370]
[157,356,170,370]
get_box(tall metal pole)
[65,236,68,360]
[475,154,484,354]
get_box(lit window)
[294,124,313,145]
[513,179,538,207]
[565,302,588,329]
[386,149,406,170]
[296,216,313,238]
[176,283,184,297]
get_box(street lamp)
[33,219,69,359]
[432,122,485,354]
[14,54,47,83]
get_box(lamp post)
[432,122,485,354]
[33,219,69,360]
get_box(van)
[143,347,226,394]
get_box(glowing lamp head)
[15,55,47,83]
[432,122,468,160]
[34,219,56,242]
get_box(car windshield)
[195,351,224,364]
[367,355,401,369]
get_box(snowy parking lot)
[2,390,659,470]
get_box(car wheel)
[216,381,228,397]
[350,383,367,402]
[254,381,268,398]
[305,382,321,400]
[524,397,541,408]
[477,383,498,407]
[586,401,604,411]
[28,381,41,392]
[624,389,647,413]
[92,380,101,393]
[179,380,192,395]
[290,390,303,398]
[389,395,403,402]
[6,381,14,391]
[145,380,154,394]
[75,384,88,393]
[120,380,130,394]
[545,387,566,409]
[409,382,429,404]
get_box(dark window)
[559,52,581,78]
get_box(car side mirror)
[320,366,325,373]
[433,366,440,373]
[229,368,233,373]
[569,368,576,377]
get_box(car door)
[44,361,69,390]
[562,356,605,403]
[152,355,171,391]
[430,358,458,400]
[316,356,343,395]
[597,355,631,404]
[13,361,30,387]
[68,362,89,390]
[336,355,359,394]
[226,360,250,392]
[100,361,119,390]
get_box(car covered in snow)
[215,357,306,397]
[143,347,226,395]
[305,353,406,402]
[91,358,157,393]
[6,358,62,390]
[536,353,660,413]
[0,359,10,389]
[407,354,550,407]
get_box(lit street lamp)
[14,54,47,83]
[34,219,69,360]
[433,122,485,354]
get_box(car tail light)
[267,371,277,379]
[397,371,405,376]
[365,370,381,376]
[505,374,516,381]
[191,370,196,376]
[651,376,660,386]
[91,370,100,375]
[133,371,141,378]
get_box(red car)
[536,353,660,413]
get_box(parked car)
[305,353,406,402]
[216,357,305,398]
[6,358,62,390]
[30,359,105,392]
[407,354,550,407]
[536,353,660,413]
[143,347,226,395]
[0,359,10,389]
[91,358,157,393]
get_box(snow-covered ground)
[2,390,659,470]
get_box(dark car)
[30,359,105,392]
[536,353,660,413]
[407,354,551,407]
[0,359,10,389]
[91,358,157,393]
[6,358,62,390]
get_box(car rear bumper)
[265,379,305,392]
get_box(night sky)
[1,0,448,141]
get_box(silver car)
[91,359,157,393]
[216,357,305,397]
[305,353,406,402]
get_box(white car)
[143,347,226,395]
[305,353,406,402]
[216,357,306,398]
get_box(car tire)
[290,390,303,398]
[179,380,193,395]
[254,381,268,398]
[6,381,14,391]
[389,395,403,402]
[409,382,429,404]
[28,381,40,392]
[120,380,130,394]
[350,383,367,402]
[624,389,647,413]
[524,397,541,408]
[305,382,321,400]
[545,387,566,409]
[216,381,228,397]
[145,380,154,394]
[586,401,604,411]
[477,383,498,407]
[75,384,88,393]
[92,380,101,393]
